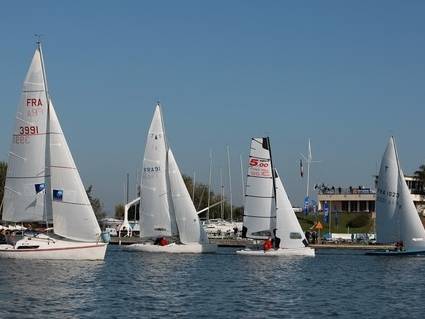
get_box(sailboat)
[126,104,217,253]
[236,137,314,256]
[0,43,107,260]
[366,137,425,256]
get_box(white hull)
[0,236,107,260]
[125,242,217,254]
[236,247,315,257]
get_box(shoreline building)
[317,176,425,214]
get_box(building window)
[359,201,367,212]
[342,201,348,212]
[350,201,358,212]
[369,201,375,212]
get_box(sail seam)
[245,194,274,198]
[249,155,270,161]
[247,175,272,179]
[50,165,77,170]
[6,175,50,179]
[54,201,91,206]
[243,214,276,218]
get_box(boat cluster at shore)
[1,43,424,260]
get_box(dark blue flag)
[323,201,329,224]
[53,189,64,201]
[35,183,45,193]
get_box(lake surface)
[0,246,424,318]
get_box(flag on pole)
[323,201,329,224]
[300,159,303,177]
[35,183,45,193]
[303,196,309,215]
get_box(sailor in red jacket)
[263,237,273,251]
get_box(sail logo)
[144,167,161,173]
[53,189,64,201]
[26,98,43,107]
[249,158,271,177]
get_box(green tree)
[0,161,7,219]
[86,185,106,220]
[115,203,124,219]
[414,164,425,192]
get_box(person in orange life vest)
[159,237,169,246]
[263,237,273,251]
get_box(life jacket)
[159,238,169,246]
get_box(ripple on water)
[1,247,425,318]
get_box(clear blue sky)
[1,1,425,214]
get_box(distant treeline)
[115,174,243,221]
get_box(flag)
[303,196,309,215]
[35,183,45,193]
[323,201,329,224]
[300,159,303,177]
[53,189,64,201]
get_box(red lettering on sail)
[26,98,42,107]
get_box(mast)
[240,154,245,197]
[267,137,277,210]
[392,136,402,241]
[301,139,320,209]
[220,169,224,219]
[37,39,51,229]
[192,170,196,201]
[227,145,233,222]
[207,149,212,220]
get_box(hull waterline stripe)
[0,244,106,253]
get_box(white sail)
[47,101,101,242]
[167,149,208,244]
[139,105,177,238]
[275,169,307,249]
[3,47,48,222]
[397,167,425,251]
[242,137,275,239]
[375,137,400,243]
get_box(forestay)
[139,105,177,238]
[3,47,48,222]
[168,149,207,244]
[243,137,275,239]
[275,169,307,249]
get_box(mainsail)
[375,137,401,243]
[3,46,48,222]
[242,137,275,239]
[139,105,177,238]
[275,169,307,249]
[168,148,208,244]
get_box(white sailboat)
[367,137,425,256]
[0,43,107,260]
[237,137,314,256]
[126,104,216,253]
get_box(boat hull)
[236,247,315,257]
[365,249,425,256]
[0,236,107,260]
[124,242,217,254]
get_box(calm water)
[0,246,424,318]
